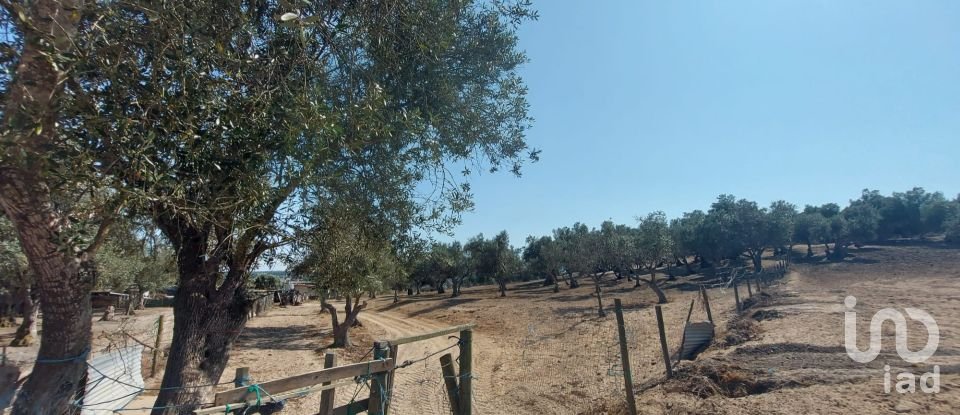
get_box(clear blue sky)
[439,0,960,244]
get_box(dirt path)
[359,307,467,415]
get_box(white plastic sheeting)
[82,345,145,414]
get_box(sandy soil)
[632,243,960,414]
[3,242,959,414]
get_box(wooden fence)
[193,323,475,415]
[192,261,790,414]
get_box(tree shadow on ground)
[234,324,323,351]
[801,255,880,266]
[375,295,446,312]
[406,298,481,317]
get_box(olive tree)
[669,211,705,273]
[63,0,537,410]
[290,203,398,348]
[794,209,831,258]
[522,235,564,290]
[440,241,473,298]
[0,2,123,409]
[478,231,516,297]
[552,225,585,288]
[634,212,672,304]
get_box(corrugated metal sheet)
[82,345,144,414]
[680,322,715,360]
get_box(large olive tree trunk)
[747,248,764,272]
[151,287,248,414]
[0,0,92,412]
[566,272,580,288]
[0,172,98,414]
[322,295,364,348]
[646,269,668,304]
[150,221,257,414]
[451,275,465,298]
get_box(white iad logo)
[843,295,940,393]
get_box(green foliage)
[0,216,29,289]
[63,0,539,312]
[635,211,673,271]
[850,188,951,239]
[767,200,797,249]
[466,231,519,281]
[600,222,636,276]
[252,275,282,290]
[945,217,960,244]
[553,223,595,277]
[793,211,831,246]
[841,201,881,244]
[290,202,399,299]
[670,210,706,261]
[522,235,562,279]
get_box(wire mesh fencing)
[482,283,745,415]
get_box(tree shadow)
[666,282,713,292]
[407,298,481,317]
[551,305,607,318]
[801,255,881,266]
[376,295,446,312]
[234,324,323,351]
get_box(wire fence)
[387,342,462,415]
[9,294,733,415]
[3,264,787,414]
[485,263,784,414]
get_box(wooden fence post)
[369,341,389,415]
[386,343,398,407]
[458,328,473,415]
[733,281,742,313]
[318,352,337,415]
[654,305,672,378]
[151,314,164,378]
[234,367,250,387]
[613,299,638,415]
[440,353,461,415]
[699,286,714,324]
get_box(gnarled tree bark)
[321,294,365,348]
[0,0,95,412]
[149,217,261,414]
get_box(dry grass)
[720,316,761,347]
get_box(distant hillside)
[251,270,288,279]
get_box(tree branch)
[321,300,339,329]
[81,195,127,257]
[81,216,115,257]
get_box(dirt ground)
[633,243,960,415]
[2,242,959,414]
